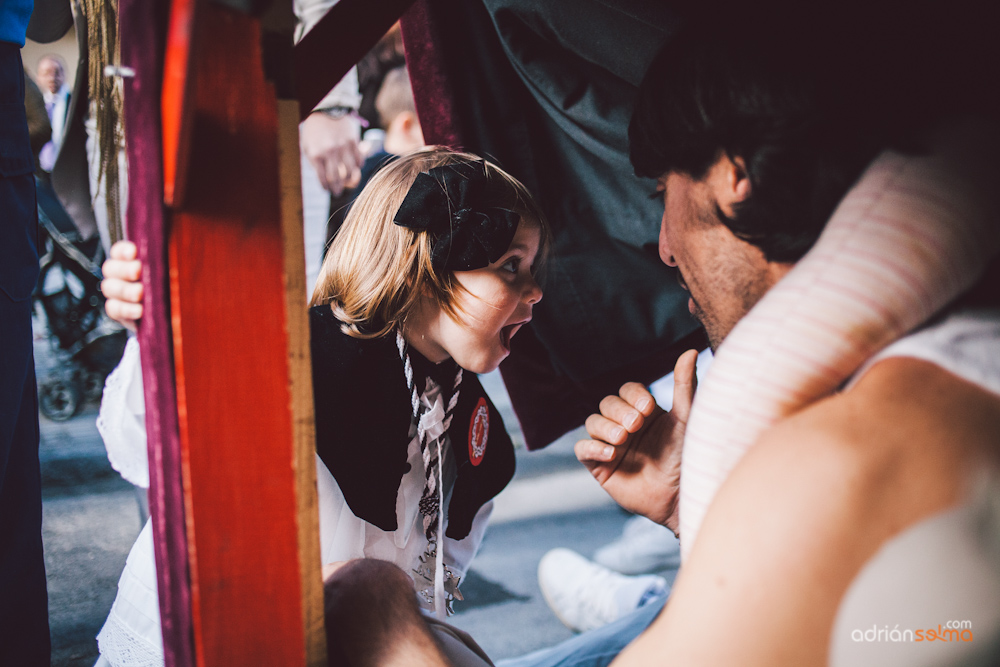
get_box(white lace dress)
[94,338,492,667]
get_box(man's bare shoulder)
[773,355,1000,476]
[753,355,1000,547]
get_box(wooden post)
[277,98,326,665]
[160,2,324,664]
[140,0,419,660]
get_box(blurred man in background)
[36,53,68,173]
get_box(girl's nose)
[524,276,543,305]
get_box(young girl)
[94,147,547,665]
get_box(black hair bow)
[393,161,520,273]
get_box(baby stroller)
[34,178,127,421]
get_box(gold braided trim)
[78,0,125,245]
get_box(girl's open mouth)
[499,322,525,351]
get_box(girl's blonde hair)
[310,146,549,338]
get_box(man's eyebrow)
[507,242,532,253]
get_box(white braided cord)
[396,330,421,420]
[419,366,461,540]
[395,328,466,617]
[393,329,464,542]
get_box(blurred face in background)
[37,57,65,95]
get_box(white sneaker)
[593,515,681,575]
[537,548,667,633]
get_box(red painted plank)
[161,0,197,206]
[167,5,309,664]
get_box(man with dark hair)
[573,15,1000,666]
[629,29,868,262]
[622,18,884,349]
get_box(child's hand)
[101,240,144,332]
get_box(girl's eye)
[501,257,520,274]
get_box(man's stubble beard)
[689,202,737,353]
[694,280,769,353]
[692,303,724,353]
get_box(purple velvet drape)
[398,0,462,149]
[119,1,194,664]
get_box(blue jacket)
[0,0,32,46]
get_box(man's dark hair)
[629,8,996,263]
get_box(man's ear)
[715,154,751,218]
[730,155,751,203]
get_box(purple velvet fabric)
[399,0,462,149]
[119,1,194,664]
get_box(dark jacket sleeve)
[26,0,73,43]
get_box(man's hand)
[575,349,699,534]
[300,111,362,196]
[101,241,144,332]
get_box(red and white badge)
[468,397,490,466]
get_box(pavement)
[35,320,635,665]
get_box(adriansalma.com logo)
[851,621,974,644]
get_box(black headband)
[393,161,520,273]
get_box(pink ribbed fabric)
[679,148,999,560]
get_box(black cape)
[309,305,516,540]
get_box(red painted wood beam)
[163,3,320,664]
[161,0,197,207]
